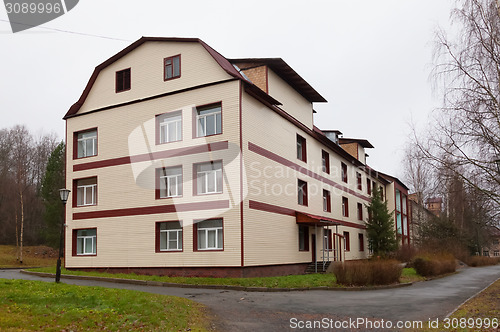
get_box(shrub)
[465,256,500,267]
[392,246,418,263]
[412,253,456,277]
[332,260,402,286]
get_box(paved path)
[1,265,499,331]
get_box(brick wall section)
[340,142,358,160]
[240,65,268,93]
[69,263,309,278]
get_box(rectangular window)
[323,189,331,212]
[322,150,330,173]
[325,228,333,251]
[157,221,183,251]
[299,225,309,251]
[344,231,350,251]
[298,179,308,206]
[196,103,222,137]
[157,111,182,144]
[74,177,97,207]
[357,172,362,190]
[396,212,402,234]
[195,161,223,195]
[196,219,223,250]
[75,129,97,159]
[164,55,181,81]
[157,166,182,198]
[359,233,364,252]
[494,250,499,257]
[342,196,349,217]
[116,68,131,93]
[74,228,96,256]
[341,162,348,183]
[357,202,363,221]
[396,189,401,211]
[367,178,372,195]
[296,134,307,162]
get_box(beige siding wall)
[79,41,232,114]
[266,69,314,129]
[241,92,377,264]
[66,80,243,268]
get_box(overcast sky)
[0,0,455,178]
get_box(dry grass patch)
[0,245,58,268]
[333,260,403,286]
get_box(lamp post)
[56,189,70,283]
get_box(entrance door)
[311,234,316,262]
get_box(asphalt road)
[1,265,499,331]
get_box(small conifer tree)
[365,187,398,255]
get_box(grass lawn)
[0,245,57,268]
[405,278,500,331]
[399,268,426,284]
[29,266,338,288]
[0,279,213,331]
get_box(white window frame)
[197,220,223,250]
[196,105,222,137]
[159,167,182,198]
[159,222,183,251]
[159,113,182,143]
[196,162,222,195]
[77,183,96,206]
[77,130,97,158]
[76,229,96,255]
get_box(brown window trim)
[342,196,349,217]
[72,227,97,257]
[356,172,362,191]
[155,165,183,200]
[323,189,331,212]
[322,150,330,174]
[296,134,307,163]
[298,179,308,207]
[344,231,350,252]
[359,233,364,252]
[193,218,224,252]
[73,127,98,160]
[164,54,181,81]
[72,176,98,208]
[367,178,372,195]
[299,225,309,251]
[155,221,184,253]
[193,160,224,196]
[357,202,363,221]
[155,110,183,145]
[341,162,348,183]
[116,68,131,93]
[192,102,223,139]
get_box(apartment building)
[63,37,406,277]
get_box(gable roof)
[229,58,327,103]
[64,37,280,119]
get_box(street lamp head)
[59,188,71,205]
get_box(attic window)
[164,55,181,81]
[116,68,131,93]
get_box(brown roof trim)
[64,37,275,119]
[378,172,410,191]
[229,58,327,103]
[339,138,375,149]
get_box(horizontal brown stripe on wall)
[74,141,229,171]
[249,200,366,230]
[73,200,230,220]
[248,142,371,202]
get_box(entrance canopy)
[296,212,341,227]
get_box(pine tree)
[365,187,398,256]
[40,142,65,248]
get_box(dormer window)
[164,55,181,81]
[116,68,131,93]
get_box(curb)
[20,270,413,292]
